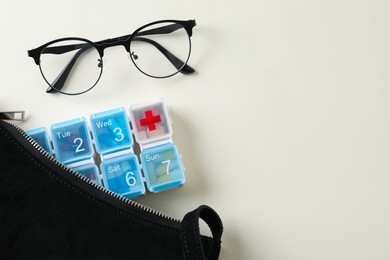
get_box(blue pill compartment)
[100,153,145,199]
[50,118,94,165]
[140,143,185,193]
[73,163,102,186]
[129,100,173,145]
[26,127,52,154]
[90,107,133,155]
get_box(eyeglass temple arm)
[136,23,188,37]
[132,37,194,73]
[41,43,87,55]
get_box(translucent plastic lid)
[129,99,173,145]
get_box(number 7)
[161,160,171,175]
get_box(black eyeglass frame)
[28,19,196,95]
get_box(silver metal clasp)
[0,111,25,121]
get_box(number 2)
[74,138,85,153]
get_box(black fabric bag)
[0,119,223,260]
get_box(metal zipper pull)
[0,111,25,121]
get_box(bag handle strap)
[182,205,223,260]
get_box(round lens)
[129,22,191,78]
[39,39,102,95]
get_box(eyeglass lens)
[129,22,191,78]
[39,39,102,95]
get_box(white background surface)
[1,1,390,259]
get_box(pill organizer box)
[26,99,185,199]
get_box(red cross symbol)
[139,110,161,131]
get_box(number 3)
[113,127,125,142]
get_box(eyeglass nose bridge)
[95,36,131,57]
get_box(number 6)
[126,171,136,187]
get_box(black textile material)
[0,120,223,260]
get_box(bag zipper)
[1,119,181,224]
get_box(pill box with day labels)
[26,100,185,199]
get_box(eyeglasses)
[28,19,196,95]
